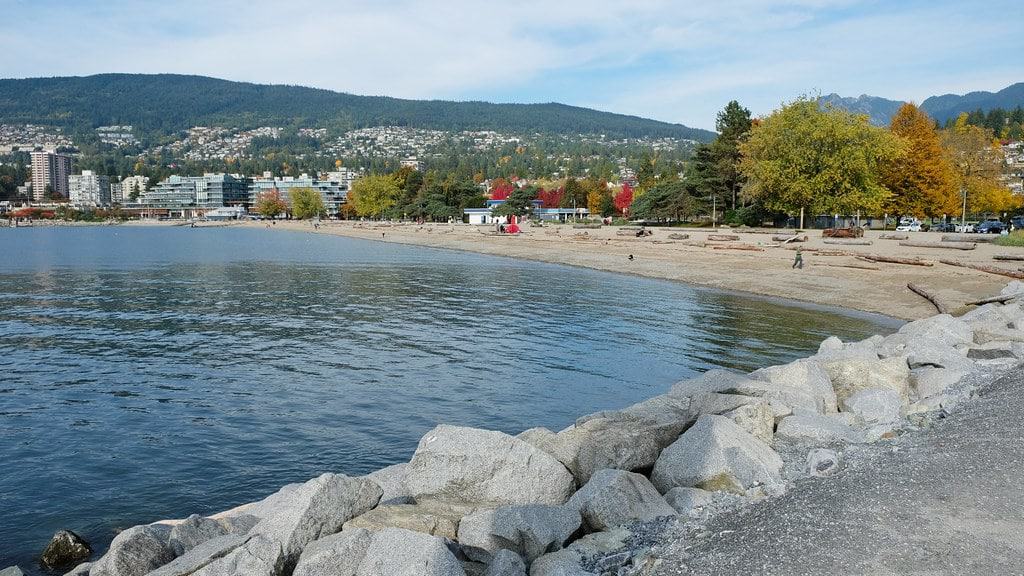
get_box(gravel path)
[649,369,1024,576]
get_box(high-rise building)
[69,171,111,206]
[30,150,73,201]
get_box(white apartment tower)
[69,170,111,206]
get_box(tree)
[881,103,959,219]
[560,177,587,209]
[712,101,753,210]
[739,97,904,227]
[940,113,1012,220]
[290,187,326,219]
[492,186,537,218]
[348,174,400,218]
[614,183,634,216]
[254,189,287,218]
[629,181,703,221]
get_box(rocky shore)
[9,281,1024,576]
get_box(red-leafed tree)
[489,178,514,200]
[537,187,564,208]
[613,183,634,215]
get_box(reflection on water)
[0,227,900,571]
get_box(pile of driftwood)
[879,233,909,240]
[822,227,865,238]
[668,233,690,240]
[772,234,807,243]
[707,234,740,241]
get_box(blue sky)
[3,0,1021,130]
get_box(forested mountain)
[819,93,905,127]
[821,82,1024,127]
[921,83,1024,124]
[0,74,715,141]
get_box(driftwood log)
[823,227,865,238]
[811,262,880,271]
[942,234,997,244]
[994,254,1024,262]
[667,233,690,240]
[879,233,909,240]
[899,240,976,251]
[678,240,707,248]
[939,259,1024,279]
[907,282,951,314]
[823,239,873,246]
[860,255,935,266]
[966,292,1024,306]
[707,234,740,241]
[772,234,808,243]
[711,244,764,252]
[573,223,602,229]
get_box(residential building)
[400,157,423,171]
[250,173,348,215]
[109,181,123,204]
[30,150,73,200]
[119,175,149,202]
[139,173,249,218]
[68,170,111,206]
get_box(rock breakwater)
[9,282,1024,576]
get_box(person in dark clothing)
[793,248,804,269]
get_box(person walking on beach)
[792,247,804,269]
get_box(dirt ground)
[236,220,1022,321]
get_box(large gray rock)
[483,550,527,576]
[775,411,862,444]
[537,414,676,485]
[668,369,759,399]
[663,487,715,517]
[896,314,974,347]
[722,402,774,444]
[344,502,479,540]
[566,469,674,532]
[840,389,902,425]
[650,415,783,495]
[407,425,575,506]
[169,515,229,556]
[813,337,879,363]
[40,529,92,568]
[90,525,175,576]
[292,528,373,576]
[63,563,92,576]
[189,535,284,576]
[356,528,465,576]
[458,505,580,564]
[365,464,413,506]
[748,359,838,414]
[912,367,969,399]
[146,533,249,576]
[823,356,911,405]
[686,392,762,417]
[530,527,631,576]
[0,568,24,576]
[250,473,382,570]
[901,339,976,373]
[967,341,1017,360]
[528,549,594,576]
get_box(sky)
[2,0,1022,130]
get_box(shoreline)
[239,220,1016,321]
[28,282,1024,576]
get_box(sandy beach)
[225,219,1021,321]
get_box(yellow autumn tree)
[940,113,1014,219]
[882,104,959,219]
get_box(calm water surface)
[0,227,900,572]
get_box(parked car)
[1011,216,1024,231]
[955,222,977,233]
[896,219,922,232]
[932,222,958,233]
[976,219,1005,234]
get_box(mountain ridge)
[821,82,1024,126]
[0,73,717,142]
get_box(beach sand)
[227,220,1019,320]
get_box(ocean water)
[0,226,900,572]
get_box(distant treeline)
[948,106,1024,140]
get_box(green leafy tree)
[254,189,288,218]
[739,97,904,227]
[711,101,753,210]
[492,186,538,218]
[348,174,400,218]
[290,187,326,219]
